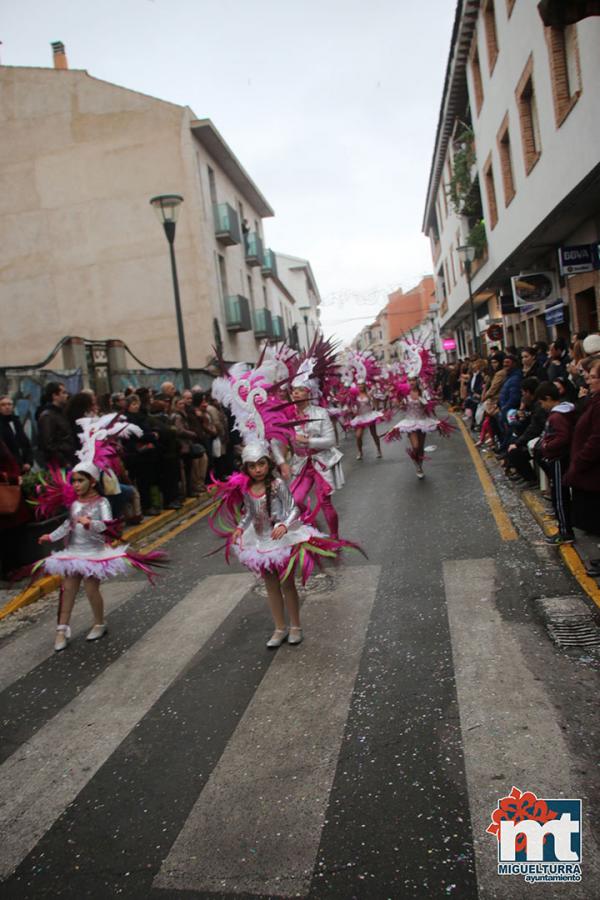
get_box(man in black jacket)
[0,395,33,472]
[504,377,547,485]
[37,382,76,468]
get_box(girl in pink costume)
[348,382,383,460]
[384,378,454,478]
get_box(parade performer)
[384,377,455,478]
[274,357,344,537]
[348,382,383,460]
[33,415,166,651]
[207,361,363,648]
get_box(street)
[1,428,599,900]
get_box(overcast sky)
[2,0,456,344]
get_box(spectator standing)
[533,341,550,376]
[0,395,33,472]
[504,377,546,485]
[535,381,577,545]
[565,358,600,538]
[0,438,30,579]
[521,347,547,382]
[37,382,76,468]
[546,339,569,382]
[494,355,522,454]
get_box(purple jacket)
[565,392,600,492]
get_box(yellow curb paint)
[0,498,213,621]
[141,502,217,553]
[0,576,61,622]
[454,416,518,541]
[521,490,600,610]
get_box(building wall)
[387,276,436,340]
[466,4,600,286]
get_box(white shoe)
[288,627,303,646]
[86,623,108,642]
[416,468,424,479]
[356,453,363,460]
[54,624,71,651]
[266,628,288,648]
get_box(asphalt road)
[0,426,599,899]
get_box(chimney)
[51,41,68,70]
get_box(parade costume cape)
[207,472,364,585]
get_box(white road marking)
[154,565,380,898]
[0,573,254,881]
[443,559,599,899]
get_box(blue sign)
[558,243,600,275]
[545,301,565,326]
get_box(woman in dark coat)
[565,358,600,534]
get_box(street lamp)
[457,244,479,356]
[299,306,311,348]
[149,193,191,389]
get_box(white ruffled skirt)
[349,411,384,429]
[233,522,319,575]
[41,545,134,580]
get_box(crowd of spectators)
[0,381,242,579]
[437,334,600,557]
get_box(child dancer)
[211,439,361,648]
[35,461,165,652]
[349,382,383,460]
[384,377,453,478]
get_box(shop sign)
[487,324,503,341]
[545,301,565,326]
[442,338,457,350]
[511,271,559,307]
[558,243,600,276]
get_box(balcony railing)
[261,248,278,278]
[253,307,273,339]
[271,314,285,341]
[214,203,241,246]
[224,294,252,332]
[245,232,264,267]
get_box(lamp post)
[149,194,191,389]
[299,306,311,348]
[457,244,479,356]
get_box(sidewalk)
[467,428,600,610]
[0,495,214,621]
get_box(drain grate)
[545,616,600,648]
[535,596,600,649]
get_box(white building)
[423,1,600,357]
[0,47,321,385]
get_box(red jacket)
[540,402,576,461]
[565,392,600,492]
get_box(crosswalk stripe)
[154,565,380,898]
[0,572,254,882]
[443,559,600,897]
[0,581,142,694]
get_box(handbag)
[0,483,21,515]
[475,402,486,426]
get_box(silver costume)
[48,497,112,550]
[272,404,345,490]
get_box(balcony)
[214,203,241,246]
[245,232,264,267]
[224,295,252,332]
[271,314,285,341]
[261,248,278,278]
[253,307,273,339]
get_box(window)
[470,41,484,115]
[440,180,448,218]
[247,274,255,311]
[496,114,515,206]
[449,244,457,287]
[437,265,448,316]
[483,153,499,229]
[545,24,581,127]
[207,166,217,205]
[483,0,499,74]
[515,55,542,175]
[217,254,228,298]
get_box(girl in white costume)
[348,382,383,460]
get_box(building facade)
[423,1,600,358]
[0,53,321,382]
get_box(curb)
[521,490,600,611]
[457,419,600,611]
[0,495,213,622]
